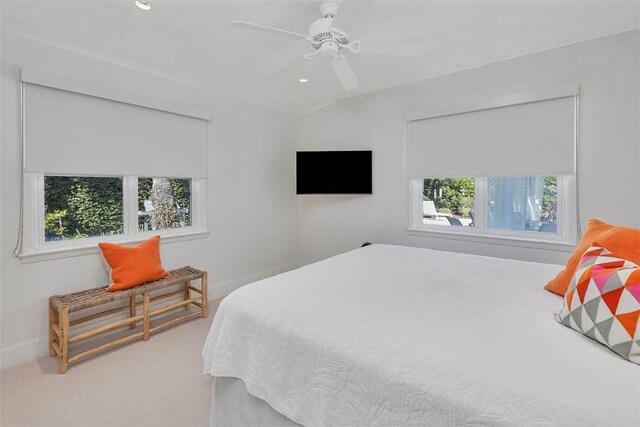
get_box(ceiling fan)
[231,1,429,91]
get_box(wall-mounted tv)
[296,150,372,195]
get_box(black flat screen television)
[296,150,372,195]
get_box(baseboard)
[0,263,295,371]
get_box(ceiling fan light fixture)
[135,0,151,11]
[298,78,309,83]
[319,41,339,57]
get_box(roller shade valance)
[23,81,208,178]
[408,95,576,179]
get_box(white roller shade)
[408,95,576,178]
[23,82,208,178]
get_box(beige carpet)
[1,299,221,427]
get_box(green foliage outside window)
[44,176,123,241]
[424,176,557,223]
[44,209,67,237]
[44,176,192,241]
[423,178,475,217]
[541,176,558,221]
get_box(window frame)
[19,172,208,262]
[407,175,578,249]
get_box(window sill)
[406,227,577,253]
[18,230,209,263]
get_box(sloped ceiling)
[2,0,639,116]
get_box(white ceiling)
[2,0,639,116]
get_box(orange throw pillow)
[545,219,640,296]
[99,236,169,292]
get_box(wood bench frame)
[49,267,207,374]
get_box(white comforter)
[203,244,640,426]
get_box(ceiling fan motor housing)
[309,17,348,53]
[309,17,333,43]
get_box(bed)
[203,244,640,426]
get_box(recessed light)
[135,0,151,11]
[298,78,309,83]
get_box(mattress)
[203,244,640,426]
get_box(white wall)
[0,32,298,369]
[297,30,640,266]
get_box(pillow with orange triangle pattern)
[99,235,169,292]
[545,219,640,296]
[554,243,640,364]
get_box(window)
[20,173,207,260]
[406,86,577,245]
[422,178,475,226]
[487,176,558,233]
[44,176,194,241]
[422,176,560,235]
[18,71,210,260]
[44,176,124,241]
[39,174,202,244]
[138,178,191,231]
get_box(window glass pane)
[423,178,475,227]
[487,176,558,233]
[44,176,123,241]
[138,178,191,231]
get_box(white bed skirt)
[212,376,300,427]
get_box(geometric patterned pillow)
[554,244,640,365]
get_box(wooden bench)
[49,266,207,374]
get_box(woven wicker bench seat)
[50,266,205,312]
[49,266,207,374]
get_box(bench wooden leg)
[201,272,208,319]
[143,294,150,341]
[58,307,69,374]
[184,281,190,310]
[129,296,137,329]
[49,302,57,357]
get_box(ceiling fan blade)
[359,40,429,57]
[330,0,374,34]
[231,21,307,40]
[331,56,359,90]
[360,38,429,45]
[265,56,309,80]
